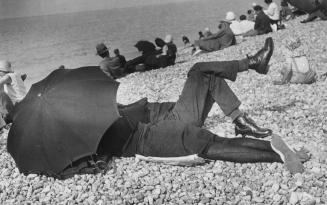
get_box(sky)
[0,0,194,20]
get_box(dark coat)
[194,21,236,52]
[254,11,273,35]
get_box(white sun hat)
[225,11,236,21]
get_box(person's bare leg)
[270,134,304,174]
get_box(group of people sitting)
[190,0,287,55]
[96,34,177,79]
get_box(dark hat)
[96,43,108,55]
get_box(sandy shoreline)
[1,17,327,204]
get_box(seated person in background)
[280,0,295,21]
[96,43,124,79]
[264,0,281,26]
[247,9,256,21]
[193,20,236,54]
[226,11,243,36]
[300,0,327,23]
[198,31,205,39]
[162,35,177,66]
[113,49,126,67]
[274,38,316,85]
[182,35,191,46]
[243,5,273,37]
[182,36,192,48]
[0,60,27,129]
[239,15,255,34]
[154,35,178,68]
[155,38,166,50]
[203,27,213,38]
[124,40,160,73]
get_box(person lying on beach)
[192,19,236,56]
[273,37,316,85]
[182,35,191,47]
[97,37,308,175]
[243,5,273,37]
[0,60,27,129]
[96,43,125,79]
[300,0,327,23]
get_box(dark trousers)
[165,60,243,127]
[124,60,282,163]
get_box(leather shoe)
[248,37,274,74]
[234,113,272,138]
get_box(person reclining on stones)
[98,37,309,174]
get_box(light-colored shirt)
[4,73,27,104]
[99,56,123,78]
[264,2,280,20]
[239,20,255,34]
[230,20,243,35]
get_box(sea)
[0,0,269,87]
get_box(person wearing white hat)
[160,34,177,67]
[225,11,243,36]
[0,60,27,129]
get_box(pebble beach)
[1,16,327,204]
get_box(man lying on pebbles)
[99,37,310,175]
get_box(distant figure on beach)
[203,28,213,38]
[114,49,126,67]
[198,31,205,39]
[155,38,166,49]
[280,0,295,21]
[243,5,273,37]
[97,38,308,175]
[96,43,125,79]
[239,15,255,34]
[264,0,281,26]
[247,9,256,21]
[192,19,236,55]
[161,35,178,66]
[124,40,159,73]
[226,11,243,36]
[274,37,316,85]
[182,35,191,47]
[0,60,27,129]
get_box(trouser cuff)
[238,59,249,72]
[229,108,243,121]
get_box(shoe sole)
[271,135,304,174]
[235,127,272,138]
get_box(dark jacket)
[254,11,273,35]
